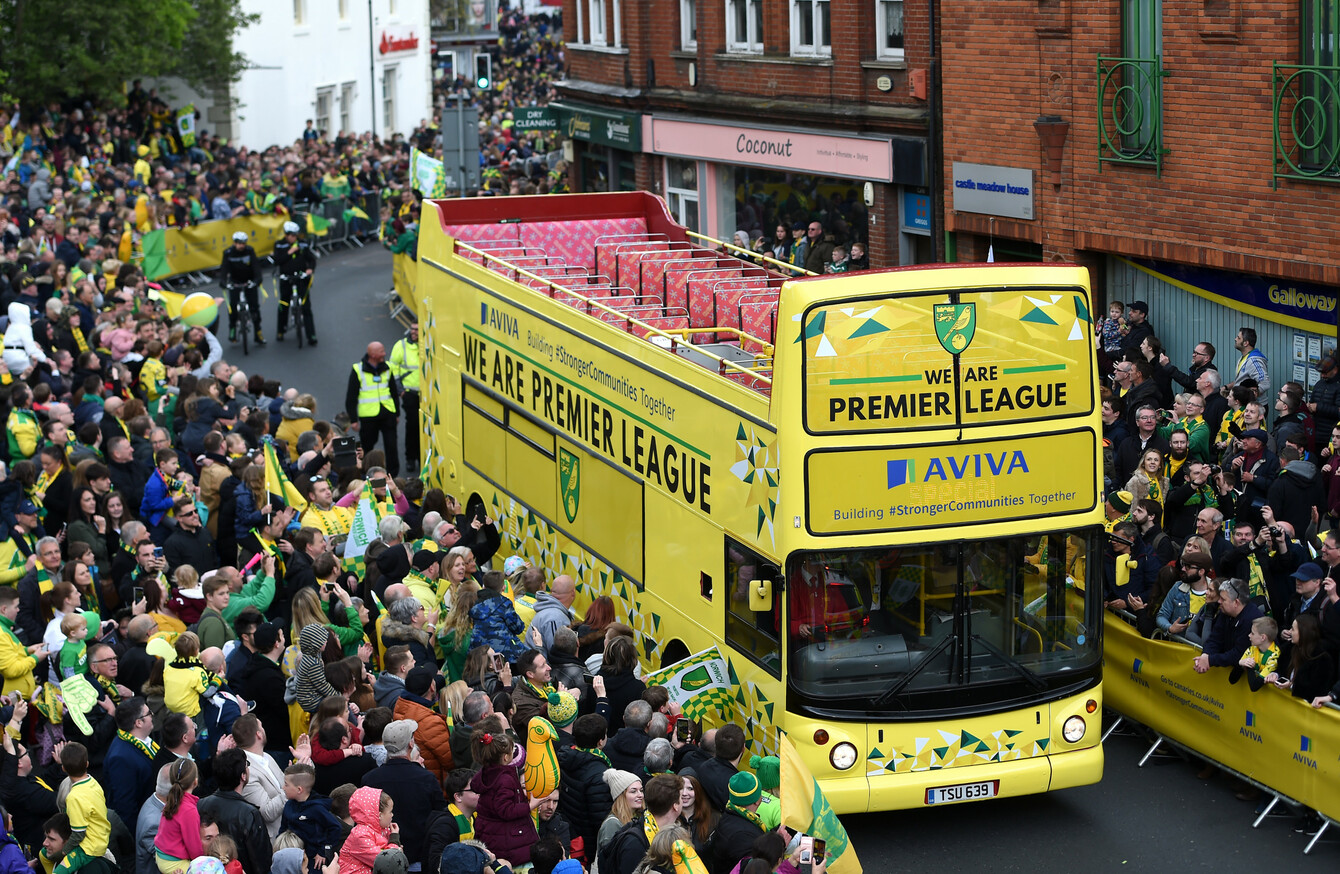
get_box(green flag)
[643,646,734,721]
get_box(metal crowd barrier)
[1103,608,1340,854]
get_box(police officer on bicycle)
[273,220,318,345]
[219,230,265,345]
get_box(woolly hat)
[406,665,438,697]
[728,771,762,807]
[503,555,527,577]
[749,754,780,793]
[1107,491,1133,513]
[547,691,578,728]
[372,848,409,874]
[602,768,640,800]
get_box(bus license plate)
[925,780,999,805]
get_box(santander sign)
[379,30,419,55]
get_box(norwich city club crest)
[933,302,976,354]
[558,447,581,523]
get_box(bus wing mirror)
[749,578,773,612]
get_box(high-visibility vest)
[390,338,420,391]
[353,365,395,418]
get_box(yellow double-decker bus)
[412,192,1104,813]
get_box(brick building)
[552,0,934,267]
[940,0,1340,390]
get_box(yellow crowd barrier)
[1105,614,1340,822]
[392,253,418,318]
[142,215,291,281]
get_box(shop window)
[877,0,905,60]
[681,0,698,49]
[791,0,831,57]
[665,158,700,232]
[314,88,333,139]
[727,0,763,53]
[724,537,781,677]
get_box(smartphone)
[132,586,144,604]
[323,582,336,593]
[675,716,692,743]
[798,837,814,874]
[813,840,826,862]
[491,653,505,671]
[153,546,164,559]
[332,436,357,465]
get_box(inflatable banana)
[673,839,709,874]
[524,716,561,799]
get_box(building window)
[388,0,397,14]
[791,0,830,56]
[293,0,306,26]
[681,0,697,49]
[338,0,348,20]
[1295,0,1340,173]
[877,0,904,60]
[1119,0,1161,156]
[382,67,397,135]
[727,0,763,52]
[723,537,781,677]
[314,88,333,139]
[589,0,608,45]
[340,82,356,135]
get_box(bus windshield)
[786,528,1102,708]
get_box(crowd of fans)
[0,85,819,874]
[1097,301,1340,814]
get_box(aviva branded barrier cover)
[1105,615,1340,821]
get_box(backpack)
[595,819,645,874]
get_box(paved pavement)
[206,243,410,450]
[844,724,1339,868]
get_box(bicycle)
[224,281,258,356]
[277,272,311,349]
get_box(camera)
[1157,409,1174,422]
[1209,464,1222,476]
[1269,526,1282,538]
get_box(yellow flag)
[778,732,862,874]
[263,438,308,512]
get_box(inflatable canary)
[673,839,709,874]
[524,715,561,799]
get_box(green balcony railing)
[1097,54,1168,175]
[1273,62,1340,184]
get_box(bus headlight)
[1062,716,1086,743]
[830,742,858,771]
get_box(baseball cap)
[383,719,418,756]
[16,500,38,516]
[1293,562,1325,581]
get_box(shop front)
[550,101,642,193]
[643,114,930,267]
[1106,255,1338,396]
